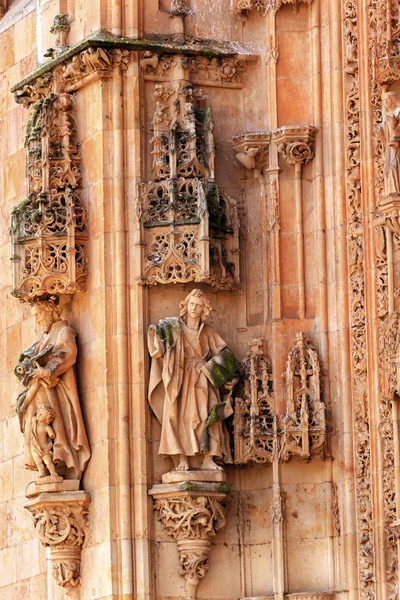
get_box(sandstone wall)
[0,1,387,599]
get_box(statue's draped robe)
[148,318,232,462]
[383,108,400,196]
[21,320,90,479]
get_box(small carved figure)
[30,403,58,478]
[14,299,90,480]
[378,91,400,197]
[148,289,239,472]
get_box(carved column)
[273,125,317,320]
[233,132,271,324]
[149,484,230,599]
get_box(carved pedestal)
[25,489,90,595]
[149,478,230,599]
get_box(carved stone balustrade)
[230,0,313,17]
[25,490,90,592]
[233,335,326,465]
[149,482,230,599]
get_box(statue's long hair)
[179,289,212,323]
[32,299,61,320]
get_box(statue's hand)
[31,365,50,382]
[223,376,239,391]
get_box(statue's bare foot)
[175,455,189,471]
[201,456,224,471]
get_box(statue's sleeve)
[41,326,78,385]
[208,328,227,357]
[148,326,165,359]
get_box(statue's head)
[36,403,55,424]
[383,91,400,111]
[179,289,212,323]
[31,300,61,334]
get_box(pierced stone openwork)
[10,92,88,300]
[233,335,326,465]
[230,0,313,16]
[137,59,240,289]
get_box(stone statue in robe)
[148,289,239,472]
[378,91,400,197]
[14,300,91,480]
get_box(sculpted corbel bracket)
[230,0,313,17]
[149,484,229,599]
[273,125,317,166]
[25,491,91,593]
[233,131,270,187]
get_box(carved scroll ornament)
[233,335,326,465]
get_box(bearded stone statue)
[14,300,90,481]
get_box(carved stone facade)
[1,1,400,600]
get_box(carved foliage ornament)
[233,334,326,465]
[151,491,229,596]
[25,492,91,589]
[230,0,313,16]
[141,53,248,89]
[368,1,400,597]
[344,1,376,597]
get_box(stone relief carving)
[148,289,239,473]
[233,335,326,465]
[377,91,400,211]
[141,52,248,89]
[230,0,313,17]
[273,125,317,166]
[233,338,276,464]
[8,17,98,598]
[14,299,91,484]
[344,2,376,597]
[137,64,241,288]
[25,492,91,590]
[369,2,400,598]
[370,0,400,86]
[148,292,234,598]
[48,14,71,57]
[281,333,326,460]
[10,91,88,300]
[149,487,230,599]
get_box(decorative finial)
[49,14,70,55]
